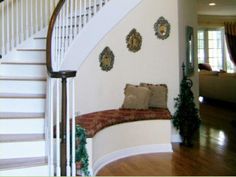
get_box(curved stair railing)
[46,0,110,176]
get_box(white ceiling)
[197,0,236,16]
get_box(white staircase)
[0,32,48,176]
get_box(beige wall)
[198,15,236,28]
[75,0,180,115]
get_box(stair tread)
[0,76,47,81]
[0,134,45,143]
[16,49,46,52]
[34,37,47,40]
[0,93,46,98]
[1,61,46,65]
[0,112,45,119]
[0,157,47,170]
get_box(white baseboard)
[171,134,182,143]
[93,143,173,175]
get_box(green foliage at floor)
[75,125,90,176]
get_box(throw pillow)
[122,84,151,109]
[140,83,168,108]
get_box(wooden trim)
[46,0,77,78]
[46,0,65,76]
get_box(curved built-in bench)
[76,108,172,175]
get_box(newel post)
[61,77,67,176]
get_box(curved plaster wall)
[74,0,180,115]
[68,0,197,142]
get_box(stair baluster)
[46,0,110,176]
[0,0,56,58]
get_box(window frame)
[197,27,228,71]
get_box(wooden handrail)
[46,0,76,79]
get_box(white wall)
[178,0,198,107]
[74,0,198,141]
[75,0,180,115]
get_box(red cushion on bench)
[76,108,171,138]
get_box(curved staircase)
[0,0,143,175]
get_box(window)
[197,31,205,64]
[197,29,235,72]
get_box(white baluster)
[21,0,24,42]
[6,0,10,52]
[11,0,14,49]
[94,0,97,14]
[48,77,55,176]
[40,0,43,30]
[70,0,73,42]
[35,0,38,31]
[16,0,19,45]
[83,0,87,24]
[66,80,71,176]
[79,0,82,31]
[30,0,33,35]
[71,78,76,176]
[26,0,29,38]
[1,1,5,55]
[99,0,102,10]
[45,0,48,25]
[58,12,62,66]
[65,0,69,49]
[88,0,91,20]
[74,0,78,35]
[56,79,61,176]
[50,0,53,15]
[61,5,66,60]
[54,19,59,70]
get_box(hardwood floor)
[97,100,236,176]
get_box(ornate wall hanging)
[99,47,115,72]
[154,16,171,40]
[126,28,142,52]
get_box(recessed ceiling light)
[209,2,216,6]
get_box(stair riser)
[18,38,46,49]
[0,141,46,159]
[0,80,46,97]
[3,50,46,61]
[0,165,49,176]
[0,119,44,134]
[0,65,46,78]
[0,98,45,113]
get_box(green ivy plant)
[75,125,90,176]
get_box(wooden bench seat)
[76,108,172,138]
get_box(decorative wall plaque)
[126,28,142,52]
[154,16,171,40]
[99,47,114,72]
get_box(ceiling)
[197,0,236,16]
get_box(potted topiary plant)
[172,63,201,147]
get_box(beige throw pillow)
[140,83,168,108]
[122,84,151,109]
